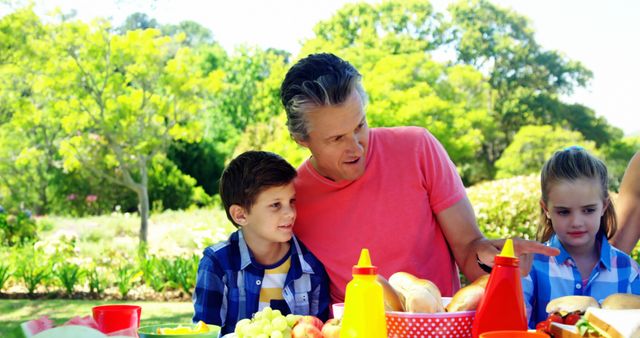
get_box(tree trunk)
[137,165,150,244]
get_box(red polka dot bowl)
[386,298,475,338]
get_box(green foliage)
[86,266,107,296]
[467,174,540,240]
[0,209,37,246]
[13,247,51,294]
[53,262,83,295]
[0,263,10,291]
[447,0,609,177]
[495,125,598,179]
[148,155,202,211]
[602,136,640,191]
[301,0,446,57]
[115,264,142,299]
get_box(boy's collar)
[236,231,313,273]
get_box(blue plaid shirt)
[192,230,330,335]
[522,232,640,328]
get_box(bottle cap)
[352,248,377,275]
[499,238,515,258]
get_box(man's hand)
[477,238,560,276]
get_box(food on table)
[388,271,444,313]
[601,293,640,309]
[156,321,209,334]
[377,275,405,311]
[446,275,488,312]
[545,295,599,315]
[233,306,302,338]
[320,318,341,338]
[551,307,640,338]
[535,295,599,334]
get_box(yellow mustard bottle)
[339,248,388,338]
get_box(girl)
[523,146,640,328]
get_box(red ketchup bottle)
[471,238,527,337]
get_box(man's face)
[296,90,369,182]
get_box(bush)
[0,208,38,246]
[495,125,598,179]
[148,155,210,211]
[467,175,540,240]
[54,262,83,295]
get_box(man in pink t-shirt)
[279,53,559,304]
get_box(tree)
[495,125,598,179]
[117,12,158,33]
[0,7,62,213]
[47,20,212,243]
[448,0,596,171]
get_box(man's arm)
[437,196,559,281]
[611,151,640,254]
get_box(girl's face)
[542,178,608,253]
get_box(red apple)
[296,315,324,331]
[291,322,323,338]
[321,318,341,338]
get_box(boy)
[193,151,329,335]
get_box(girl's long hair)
[537,147,617,242]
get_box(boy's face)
[234,182,296,246]
[541,178,607,253]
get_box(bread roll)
[470,274,490,288]
[377,275,405,311]
[546,295,599,314]
[446,284,485,312]
[389,272,444,313]
[405,286,442,313]
[601,293,640,310]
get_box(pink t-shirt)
[293,127,466,304]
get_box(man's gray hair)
[280,53,367,141]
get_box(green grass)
[0,299,194,338]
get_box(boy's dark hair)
[219,151,297,228]
[538,147,617,242]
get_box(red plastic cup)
[92,304,142,334]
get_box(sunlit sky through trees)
[3,0,639,135]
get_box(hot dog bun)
[546,295,599,314]
[601,293,640,310]
[389,272,444,313]
[445,275,488,312]
[446,284,485,312]
[377,275,405,311]
[470,274,490,288]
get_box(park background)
[1,0,639,337]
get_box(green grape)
[271,309,282,319]
[236,318,251,331]
[270,330,284,338]
[256,334,269,338]
[245,323,262,337]
[271,316,288,331]
[262,306,273,319]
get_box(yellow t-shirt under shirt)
[258,256,291,311]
